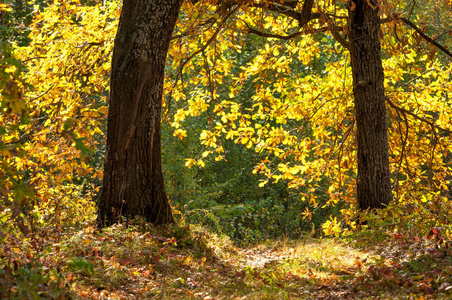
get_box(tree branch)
[165,5,239,118]
[245,0,321,26]
[300,0,315,25]
[244,20,350,49]
[171,17,216,40]
[400,17,452,60]
[244,0,350,47]
[386,97,452,135]
[244,23,305,40]
[246,1,302,22]
[177,6,238,79]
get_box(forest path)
[21,224,449,300]
[216,237,450,299]
[227,239,375,299]
[239,244,290,268]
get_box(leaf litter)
[2,221,452,299]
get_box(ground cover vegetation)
[1,0,452,298]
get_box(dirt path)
[239,246,290,268]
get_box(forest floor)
[2,222,452,299]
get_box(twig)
[392,105,409,199]
[24,84,55,101]
[165,6,239,118]
[160,263,167,300]
[385,97,452,135]
[400,17,452,60]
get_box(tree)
[172,0,394,211]
[348,0,392,210]
[3,0,451,238]
[168,0,452,217]
[97,0,183,227]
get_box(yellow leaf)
[173,129,187,140]
[198,159,205,168]
[185,159,195,168]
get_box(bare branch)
[434,29,452,41]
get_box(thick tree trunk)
[98,0,183,227]
[348,0,393,210]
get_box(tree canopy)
[0,0,451,235]
[2,0,452,298]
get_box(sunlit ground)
[2,222,452,299]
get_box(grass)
[2,220,452,299]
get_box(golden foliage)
[1,0,120,233]
[167,0,452,233]
[1,0,451,235]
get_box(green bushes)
[162,126,341,244]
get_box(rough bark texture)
[98,0,183,227]
[348,0,393,210]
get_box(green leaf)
[73,137,91,155]
[68,257,94,275]
[63,118,75,131]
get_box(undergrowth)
[2,207,452,299]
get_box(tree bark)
[348,0,393,210]
[97,0,183,227]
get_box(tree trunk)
[97,0,183,227]
[348,0,393,210]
